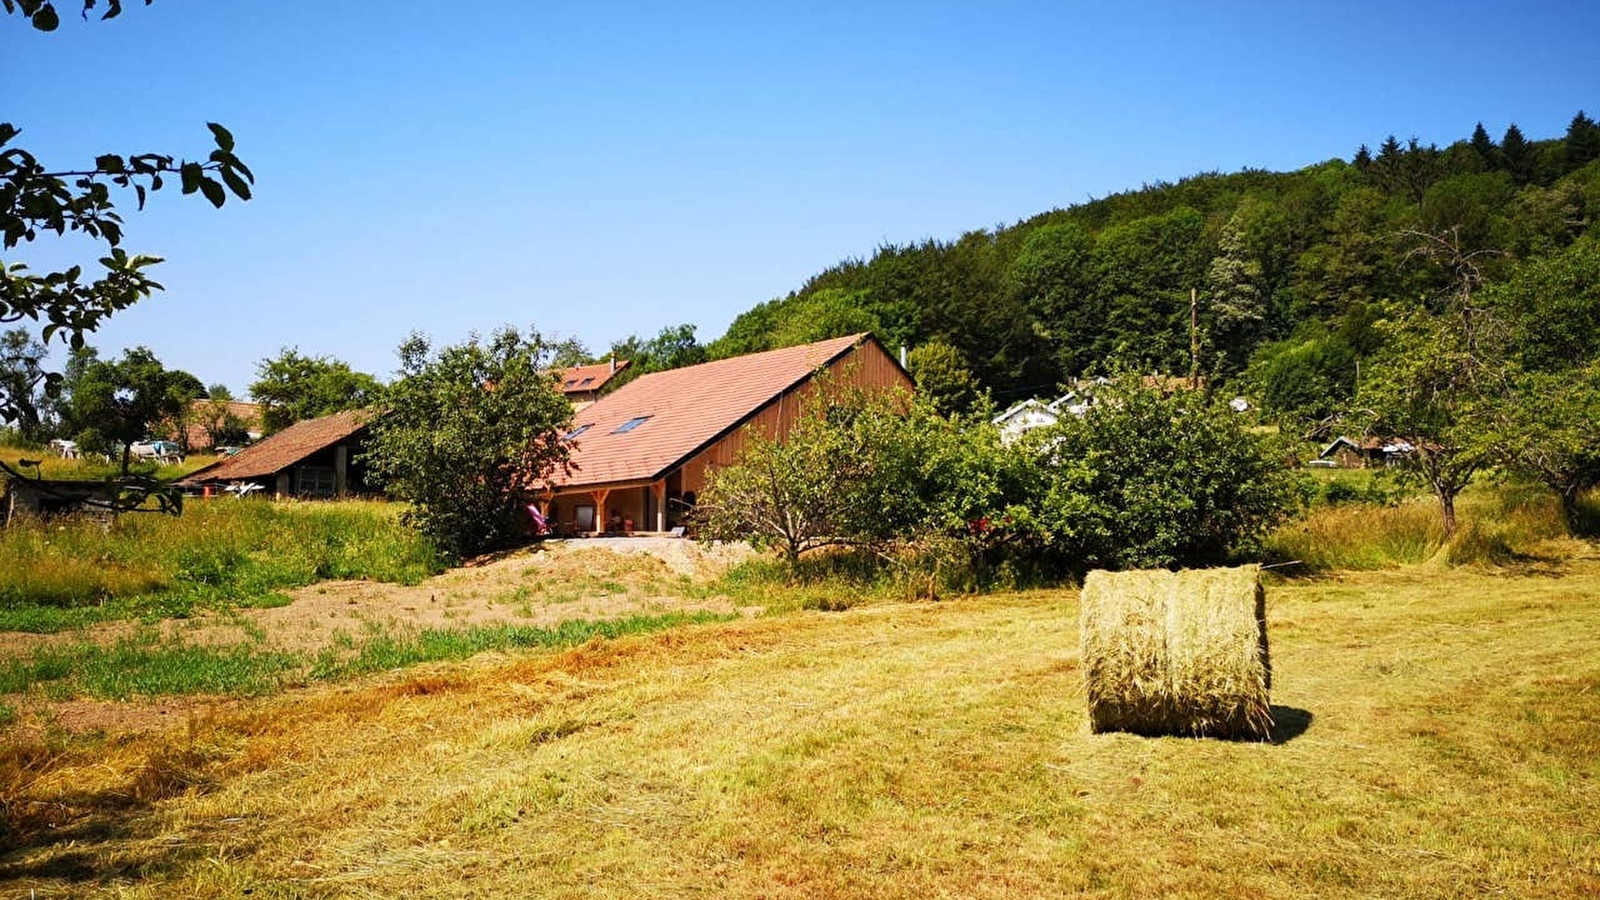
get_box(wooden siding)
[677,339,911,495]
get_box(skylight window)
[612,415,652,434]
[579,377,595,387]
[564,379,578,387]
[565,424,593,439]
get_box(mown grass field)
[2,558,1597,898]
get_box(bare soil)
[2,537,760,733]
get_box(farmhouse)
[556,358,630,410]
[178,408,373,498]
[541,332,911,535]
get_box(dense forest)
[688,113,1600,424]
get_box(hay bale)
[1079,565,1272,739]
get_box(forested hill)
[703,113,1600,417]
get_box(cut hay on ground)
[1080,564,1272,739]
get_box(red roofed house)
[543,333,911,535]
[177,409,373,498]
[556,358,630,410]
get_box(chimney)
[899,345,908,368]
[610,355,616,374]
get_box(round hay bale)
[1079,564,1272,739]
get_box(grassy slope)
[3,564,1597,898]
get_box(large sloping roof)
[555,333,872,489]
[179,409,370,484]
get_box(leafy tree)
[1489,236,1600,372]
[604,323,708,390]
[364,327,572,559]
[191,383,250,450]
[906,338,981,416]
[547,336,591,368]
[1359,229,1509,537]
[0,327,54,441]
[697,383,1024,578]
[1022,381,1299,570]
[250,348,382,433]
[1499,363,1600,532]
[1244,329,1357,432]
[1,0,251,431]
[68,345,199,471]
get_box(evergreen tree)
[1563,110,1600,172]
[1469,122,1498,168]
[1500,123,1533,184]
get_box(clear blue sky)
[7,0,1599,396]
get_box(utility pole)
[1189,287,1199,390]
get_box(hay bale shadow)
[1269,705,1313,743]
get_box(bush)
[1019,382,1302,571]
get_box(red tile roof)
[556,359,630,395]
[177,399,262,448]
[178,409,370,484]
[555,333,870,489]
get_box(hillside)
[703,114,1600,416]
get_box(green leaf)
[199,176,225,208]
[180,162,202,195]
[207,122,235,152]
[219,166,252,201]
[30,3,59,30]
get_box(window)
[564,379,578,387]
[612,415,652,434]
[565,423,593,440]
[578,377,594,387]
[296,465,336,497]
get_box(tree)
[191,382,249,450]
[1563,110,1600,173]
[1470,122,1499,169]
[1023,380,1299,570]
[250,348,382,433]
[906,338,981,416]
[1499,363,1600,533]
[68,345,199,472]
[364,327,572,559]
[1,1,251,429]
[696,384,1022,578]
[0,327,54,441]
[1500,123,1533,184]
[1359,229,1509,537]
[603,323,708,391]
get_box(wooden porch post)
[651,480,667,533]
[591,488,611,534]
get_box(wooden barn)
[178,409,373,498]
[542,332,912,535]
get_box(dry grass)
[1080,566,1271,739]
[2,557,1598,898]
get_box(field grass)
[1265,479,1593,572]
[0,499,445,631]
[1,560,1596,898]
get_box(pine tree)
[1501,123,1533,184]
[1563,110,1600,172]
[1470,122,1499,168]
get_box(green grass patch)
[0,634,300,699]
[0,499,446,630]
[311,611,734,680]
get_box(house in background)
[556,359,630,410]
[1318,435,1413,468]
[992,392,1094,444]
[541,333,912,535]
[178,409,372,498]
[175,399,264,451]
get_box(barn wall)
[677,340,912,495]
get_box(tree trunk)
[1439,490,1457,539]
[1560,485,1584,536]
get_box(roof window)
[566,424,593,439]
[611,415,652,434]
[579,377,594,386]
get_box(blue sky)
[7,1,1599,395]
